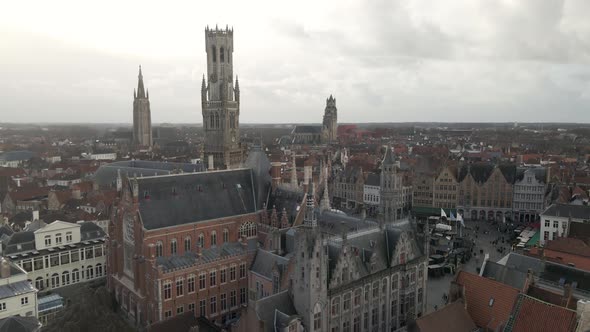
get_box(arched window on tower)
[212,46,217,63]
[215,113,220,128]
[220,47,225,62]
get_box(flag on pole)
[441,208,447,218]
[457,213,465,227]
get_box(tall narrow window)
[171,239,177,255]
[211,231,217,246]
[184,236,191,252]
[223,228,229,243]
[220,47,225,62]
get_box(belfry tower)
[201,25,242,169]
[133,66,152,148]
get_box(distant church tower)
[201,25,242,169]
[132,66,152,148]
[379,144,401,224]
[322,95,338,143]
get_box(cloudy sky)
[1,0,590,124]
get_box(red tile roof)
[414,300,476,332]
[511,294,578,332]
[455,271,520,331]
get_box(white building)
[2,220,106,292]
[363,173,380,216]
[539,204,590,245]
[0,257,38,319]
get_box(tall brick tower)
[201,25,242,169]
[133,66,152,148]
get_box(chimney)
[32,210,39,221]
[0,258,10,278]
[208,155,214,171]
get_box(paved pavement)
[425,219,515,314]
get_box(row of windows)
[162,288,246,321]
[35,264,103,290]
[154,222,257,258]
[43,231,74,246]
[0,296,30,313]
[18,245,104,273]
[163,263,247,300]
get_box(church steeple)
[137,65,146,99]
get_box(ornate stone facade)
[201,26,242,169]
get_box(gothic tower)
[379,144,401,224]
[201,25,242,169]
[133,66,152,148]
[322,95,338,143]
[292,182,328,331]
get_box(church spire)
[137,65,146,99]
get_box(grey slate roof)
[251,249,290,279]
[365,172,380,186]
[0,316,40,332]
[155,241,255,272]
[0,151,35,162]
[482,260,528,290]
[93,160,205,187]
[254,290,298,332]
[541,204,590,220]
[318,210,377,236]
[135,169,258,230]
[0,280,36,300]
[244,146,272,210]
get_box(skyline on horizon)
[1,0,590,124]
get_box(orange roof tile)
[511,294,578,332]
[455,271,520,330]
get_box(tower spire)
[137,65,146,98]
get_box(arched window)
[51,273,59,288]
[223,228,229,243]
[212,46,217,63]
[215,113,220,128]
[96,263,103,277]
[313,303,322,330]
[239,221,257,238]
[220,47,225,62]
[87,265,94,279]
[156,241,163,257]
[210,114,214,128]
[198,233,205,248]
[62,271,70,285]
[171,239,177,255]
[72,269,80,283]
[211,231,217,246]
[35,277,44,291]
[184,236,191,252]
